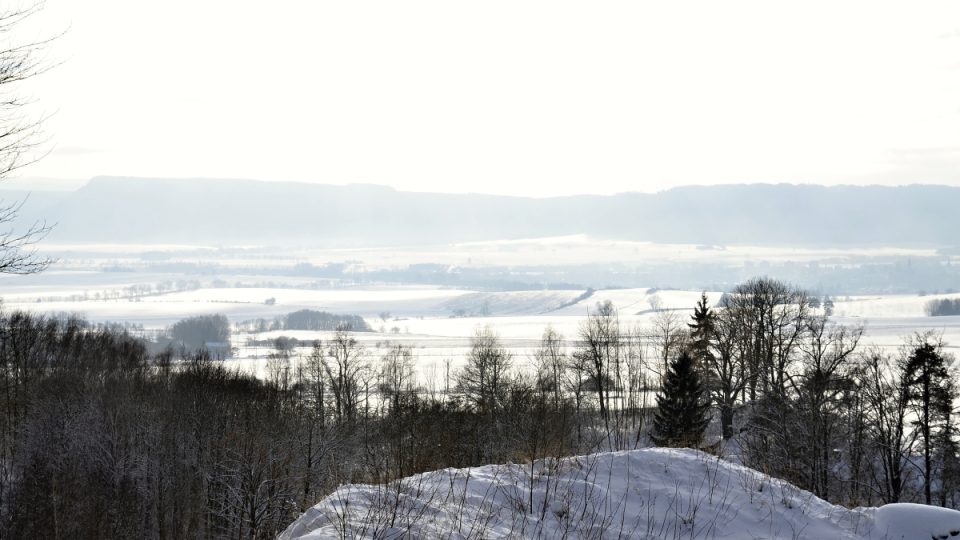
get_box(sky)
[6,1,960,196]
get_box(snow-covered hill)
[280,448,960,539]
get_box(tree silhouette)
[652,351,711,448]
[904,339,955,504]
[0,3,57,274]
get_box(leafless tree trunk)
[324,328,366,426]
[534,325,567,412]
[860,349,916,503]
[709,309,748,440]
[577,301,620,448]
[379,343,415,417]
[650,309,687,385]
[791,316,862,498]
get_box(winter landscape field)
[4,243,960,368]
[7,241,960,538]
[4,1,960,538]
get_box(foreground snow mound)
[280,448,960,539]
[872,503,960,539]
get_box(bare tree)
[324,328,366,425]
[576,301,621,447]
[296,340,332,507]
[791,316,862,499]
[724,277,811,400]
[709,308,749,440]
[456,326,512,415]
[304,340,326,422]
[534,325,567,411]
[622,323,650,447]
[0,2,56,274]
[650,308,688,385]
[379,343,415,417]
[267,336,296,390]
[860,349,916,503]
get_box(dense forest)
[1,277,958,538]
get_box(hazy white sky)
[9,1,960,196]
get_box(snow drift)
[280,448,960,539]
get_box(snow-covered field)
[30,236,938,267]
[4,271,960,372]
[280,447,960,539]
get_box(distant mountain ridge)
[6,176,959,247]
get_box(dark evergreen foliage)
[687,292,714,363]
[651,352,711,448]
[687,292,717,390]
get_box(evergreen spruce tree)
[651,351,711,448]
[687,292,717,389]
[688,293,714,362]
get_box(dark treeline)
[2,277,959,539]
[235,309,371,334]
[926,297,960,317]
[0,313,590,539]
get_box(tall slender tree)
[687,293,714,362]
[904,337,955,505]
[688,292,717,390]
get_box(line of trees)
[0,312,612,538]
[926,297,960,317]
[235,309,371,334]
[2,277,959,538]
[690,278,959,507]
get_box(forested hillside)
[10,177,960,247]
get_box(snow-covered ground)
[280,447,960,539]
[832,293,960,319]
[4,274,960,370]
[25,236,941,267]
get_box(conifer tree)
[688,293,714,363]
[904,339,956,504]
[687,292,717,389]
[651,351,711,448]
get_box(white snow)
[280,448,960,539]
[832,293,960,319]
[872,503,960,539]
